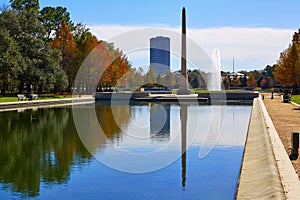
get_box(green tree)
[188,69,206,89]
[263,65,274,77]
[0,8,67,93]
[9,0,39,12]
[74,28,98,68]
[0,26,22,93]
[39,6,73,40]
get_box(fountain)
[207,48,222,91]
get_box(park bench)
[283,90,291,103]
[29,94,38,100]
[17,94,26,101]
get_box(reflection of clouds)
[94,104,251,148]
[193,106,251,148]
[75,102,251,173]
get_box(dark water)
[0,102,251,199]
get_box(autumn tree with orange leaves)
[103,55,130,89]
[274,31,300,89]
[51,20,76,92]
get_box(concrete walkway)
[263,93,300,179]
[236,97,300,199]
[0,96,94,111]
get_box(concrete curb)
[291,101,300,107]
[260,97,300,199]
[236,97,300,199]
[236,98,286,199]
[0,97,95,112]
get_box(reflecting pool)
[0,102,251,199]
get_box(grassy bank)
[0,97,18,102]
[0,94,72,103]
[291,95,300,105]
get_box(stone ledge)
[236,98,286,199]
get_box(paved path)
[237,96,300,199]
[263,93,300,179]
[236,98,285,199]
[0,96,94,111]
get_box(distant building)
[150,36,170,75]
[228,72,246,80]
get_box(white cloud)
[88,24,294,71]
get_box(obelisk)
[178,7,190,95]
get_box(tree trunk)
[19,81,24,93]
[1,83,7,94]
[38,83,43,94]
[26,82,32,93]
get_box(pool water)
[0,102,251,199]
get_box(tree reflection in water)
[0,107,92,198]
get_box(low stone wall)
[236,98,286,199]
[0,98,94,111]
[197,91,259,100]
[94,92,150,100]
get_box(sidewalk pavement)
[262,93,300,180]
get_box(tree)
[51,21,76,92]
[247,73,257,88]
[161,70,176,89]
[0,28,22,93]
[263,65,274,77]
[74,28,98,67]
[240,74,247,87]
[104,56,130,88]
[260,76,273,89]
[39,6,73,40]
[274,42,300,88]
[72,27,99,92]
[9,0,39,12]
[188,69,206,89]
[144,66,157,85]
[127,67,144,89]
[0,7,67,94]
[222,75,230,90]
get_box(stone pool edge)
[0,96,95,112]
[236,97,300,199]
[260,97,300,199]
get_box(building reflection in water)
[150,103,171,138]
[150,102,187,187]
[180,104,187,188]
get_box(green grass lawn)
[0,94,72,103]
[0,97,18,102]
[291,95,300,105]
[38,95,72,100]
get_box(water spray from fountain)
[207,48,222,91]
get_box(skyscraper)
[150,36,170,75]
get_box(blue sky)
[1,0,300,71]
[1,0,299,28]
[34,0,300,29]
